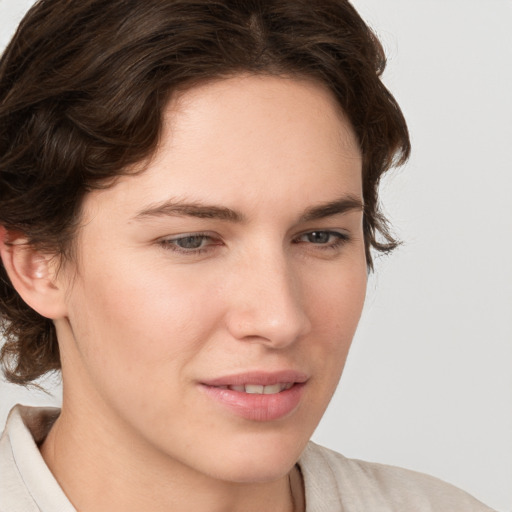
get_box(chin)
[211,456,296,484]
[202,430,310,484]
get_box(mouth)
[212,382,294,394]
[199,371,308,421]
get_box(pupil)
[178,236,203,249]
[309,231,329,243]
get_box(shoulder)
[298,442,497,512]
[0,405,74,512]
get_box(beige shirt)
[0,405,497,512]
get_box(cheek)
[304,257,367,377]
[65,258,222,394]
[307,254,367,333]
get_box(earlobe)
[0,226,68,320]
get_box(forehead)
[81,74,362,222]
[164,74,360,166]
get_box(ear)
[0,226,68,320]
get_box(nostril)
[225,302,311,348]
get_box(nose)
[224,250,312,349]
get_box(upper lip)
[201,370,309,387]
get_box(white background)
[0,1,511,511]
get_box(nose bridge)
[225,244,311,347]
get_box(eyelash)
[158,230,350,255]
[294,230,350,250]
[158,232,219,255]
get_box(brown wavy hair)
[0,0,410,385]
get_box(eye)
[172,235,209,249]
[301,231,334,244]
[159,233,221,254]
[296,230,349,247]
[293,230,351,256]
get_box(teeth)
[263,383,282,394]
[245,384,264,394]
[225,383,293,394]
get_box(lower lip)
[199,383,306,422]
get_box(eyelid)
[294,229,350,241]
[293,229,351,251]
[158,232,222,254]
[157,228,351,257]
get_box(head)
[0,0,409,483]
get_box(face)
[55,75,367,483]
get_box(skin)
[12,75,367,511]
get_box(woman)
[0,1,497,510]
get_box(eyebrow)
[134,201,245,222]
[133,195,363,223]
[299,195,364,222]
